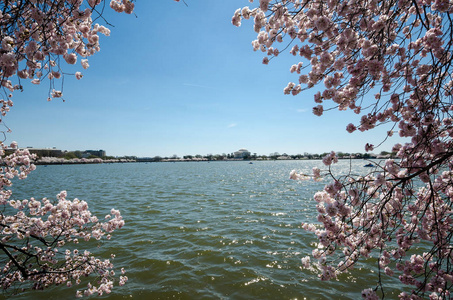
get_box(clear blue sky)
[6,1,405,157]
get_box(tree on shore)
[0,0,133,297]
[234,0,453,299]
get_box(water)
[5,160,406,299]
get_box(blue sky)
[6,1,405,157]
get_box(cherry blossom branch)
[0,1,135,296]
[234,0,453,298]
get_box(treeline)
[17,150,396,163]
[136,151,396,162]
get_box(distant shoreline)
[32,156,387,166]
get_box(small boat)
[249,162,253,164]
[364,163,374,167]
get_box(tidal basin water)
[9,160,407,299]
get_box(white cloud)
[183,83,213,89]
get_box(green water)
[5,160,406,299]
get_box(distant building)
[17,147,63,157]
[234,148,251,159]
[83,150,106,158]
[9,147,106,159]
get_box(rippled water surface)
[7,160,407,299]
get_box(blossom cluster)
[0,0,134,102]
[293,154,453,298]
[236,0,453,298]
[0,142,126,296]
[0,0,133,296]
[37,156,103,164]
[35,157,135,164]
[232,0,453,144]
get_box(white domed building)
[234,148,251,159]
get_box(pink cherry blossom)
[312,105,323,116]
[64,53,77,65]
[81,59,90,70]
[0,0,134,296]
[237,0,453,298]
